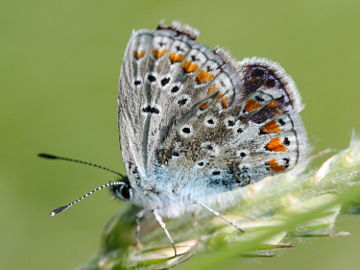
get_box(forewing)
[118,22,231,180]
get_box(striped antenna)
[38,153,124,177]
[49,181,123,216]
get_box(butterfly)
[41,21,307,257]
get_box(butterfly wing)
[118,22,307,197]
[118,22,221,182]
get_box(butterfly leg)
[152,209,177,257]
[196,201,244,232]
[135,209,146,248]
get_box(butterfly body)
[117,22,307,219]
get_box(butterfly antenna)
[49,181,123,216]
[38,153,124,177]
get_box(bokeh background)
[1,0,360,269]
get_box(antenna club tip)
[49,205,68,216]
[38,153,58,159]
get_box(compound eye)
[118,184,131,200]
[111,181,132,201]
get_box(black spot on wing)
[161,77,170,86]
[142,106,160,114]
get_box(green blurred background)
[1,0,360,269]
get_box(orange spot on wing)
[207,84,217,94]
[196,70,214,83]
[221,96,229,108]
[169,53,184,63]
[152,49,167,59]
[133,50,145,59]
[266,159,286,172]
[199,102,209,110]
[182,60,198,73]
[261,120,281,134]
[265,137,287,152]
[267,101,278,108]
[245,100,262,112]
